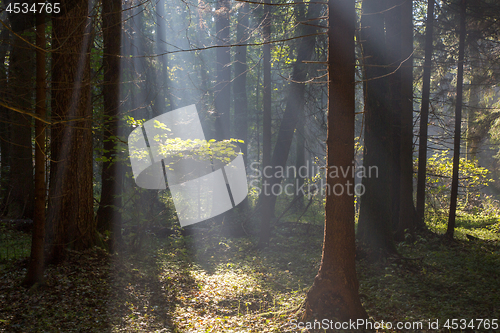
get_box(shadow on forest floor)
[0,217,499,332]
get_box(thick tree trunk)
[96,0,122,252]
[357,0,397,257]
[8,31,34,219]
[303,0,367,321]
[24,14,47,287]
[416,0,435,228]
[47,0,94,263]
[446,0,466,240]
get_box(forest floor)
[0,214,499,332]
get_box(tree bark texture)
[303,0,367,321]
[47,0,94,263]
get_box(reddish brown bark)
[47,0,94,263]
[303,0,367,321]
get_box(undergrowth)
[0,213,499,332]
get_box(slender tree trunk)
[396,0,417,240]
[446,0,466,240]
[259,0,273,244]
[0,29,10,211]
[96,0,122,252]
[465,74,482,162]
[155,0,175,111]
[234,3,249,212]
[293,0,307,213]
[262,0,272,167]
[357,0,397,257]
[8,30,35,219]
[24,13,46,287]
[294,110,305,212]
[47,0,94,263]
[214,0,231,140]
[303,0,367,320]
[234,3,249,162]
[256,61,261,164]
[416,0,435,229]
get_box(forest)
[0,0,500,331]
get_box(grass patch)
[0,224,31,263]
[427,211,500,241]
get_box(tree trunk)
[155,0,175,111]
[262,0,272,166]
[259,0,273,244]
[465,72,484,162]
[294,109,306,212]
[396,0,417,240]
[96,0,122,252]
[47,0,94,263]
[214,0,231,140]
[416,0,435,229]
[8,30,35,219]
[303,0,367,321]
[0,28,10,211]
[24,13,47,287]
[357,0,397,257]
[446,0,466,240]
[234,3,249,212]
[384,0,402,231]
[234,2,249,159]
[258,2,318,246]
